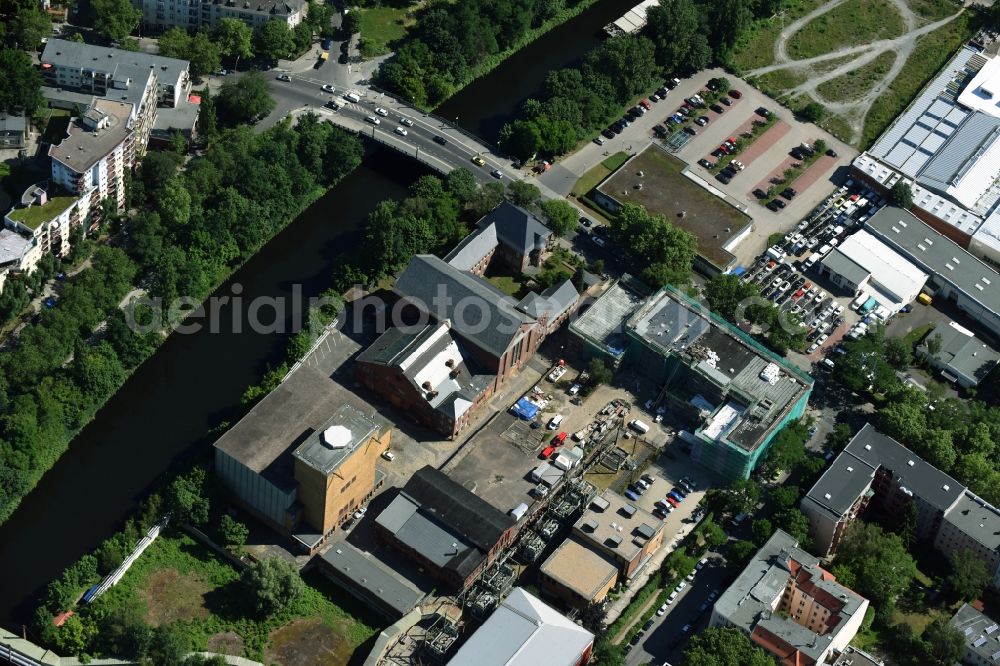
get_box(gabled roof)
[477,201,552,256]
[516,279,579,321]
[394,255,534,358]
[445,224,498,271]
[402,466,515,552]
[447,588,594,666]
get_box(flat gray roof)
[213,364,389,477]
[0,229,32,266]
[821,247,871,287]
[569,275,649,358]
[48,99,132,174]
[944,492,1000,551]
[865,206,1000,317]
[318,542,423,618]
[573,491,661,564]
[291,403,380,475]
[42,38,188,93]
[920,323,1000,382]
[949,603,1000,664]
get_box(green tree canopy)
[947,548,991,602]
[219,514,249,547]
[241,557,304,615]
[612,203,696,288]
[539,199,577,237]
[0,48,42,115]
[1,0,51,49]
[255,19,295,61]
[506,180,540,206]
[587,357,613,386]
[683,626,775,666]
[216,71,276,124]
[165,467,210,525]
[889,181,914,208]
[215,17,253,63]
[91,0,140,43]
[646,0,712,73]
[704,273,760,321]
[834,522,916,620]
[923,617,965,665]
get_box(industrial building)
[818,229,928,312]
[446,588,594,666]
[212,364,391,553]
[948,603,1000,666]
[374,466,517,591]
[571,280,813,481]
[710,530,869,666]
[570,491,665,583]
[802,424,1000,588]
[316,542,424,621]
[850,44,1000,270]
[864,206,1000,337]
[539,538,618,609]
[917,321,1000,387]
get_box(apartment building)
[41,39,193,167]
[135,0,307,32]
[710,530,869,666]
[5,182,93,259]
[49,100,132,215]
[949,603,1000,666]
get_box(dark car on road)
[433,135,447,145]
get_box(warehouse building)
[818,229,928,312]
[864,206,1000,337]
[316,542,424,621]
[447,588,594,666]
[850,44,1000,269]
[539,538,618,610]
[917,321,1000,387]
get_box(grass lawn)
[729,0,827,72]
[40,109,71,145]
[786,0,906,60]
[357,6,412,57]
[96,531,378,662]
[902,323,934,348]
[570,151,629,197]
[487,275,527,297]
[7,194,77,230]
[751,69,808,100]
[817,51,897,103]
[861,12,974,147]
[818,114,854,144]
[908,0,962,21]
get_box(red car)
[540,446,555,459]
[640,99,652,110]
[552,431,568,445]
[729,89,743,99]
[793,289,805,300]
[665,496,680,508]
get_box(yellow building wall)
[295,429,391,534]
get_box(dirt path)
[746,0,964,145]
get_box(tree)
[3,3,51,49]
[147,624,189,666]
[219,514,249,547]
[885,336,913,370]
[775,508,811,547]
[612,203,696,287]
[216,71,275,124]
[923,617,965,665]
[157,27,191,60]
[684,627,775,666]
[539,199,577,237]
[728,539,758,566]
[499,119,541,161]
[241,557,304,615]
[587,357,613,386]
[0,48,43,115]
[751,518,773,546]
[710,0,753,54]
[342,10,361,36]
[445,168,477,203]
[800,101,826,122]
[91,0,141,43]
[646,0,711,73]
[889,181,914,209]
[165,467,209,525]
[159,178,191,227]
[948,549,990,601]
[189,31,223,78]
[926,332,943,358]
[255,19,295,62]
[470,182,505,218]
[701,519,727,549]
[725,478,760,516]
[761,421,808,477]
[506,181,540,206]
[704,274,759,321]
[215,18,253,67]
[835,522,916,620]
[769,485,800,511]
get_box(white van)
[804,252,821,269]
[344,92,361,103]
[818,243,832,256]
[629,419,650,434]
[850,291,869,311]
[547,414,564,430]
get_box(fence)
[82,517,169,604]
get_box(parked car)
[381,450,396,461]
[753,188,767,199]
[698,158,713,169]
[729,89,743,99]
[710,103,725,113]
[695,116,708,126]
[756,106,772,117]
[721,97,732,106]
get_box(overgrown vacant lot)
[817,51,897,103]
[785,0,906,60]
[730,0,826,73]
[99,533,378,662]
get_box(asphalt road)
[626,553,730,666]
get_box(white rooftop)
[447,588,593,666]
[833,229,929,305]
[958,56,1000,118]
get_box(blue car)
[624,488,641,501]
[671,487,686,498]
[668,491,684,503]
[43,296,56,309]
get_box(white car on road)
[399,117,414,127]
[394,126,408,136]
[375,107,389,116]
[321,84,335,93]
[365,116,380,125]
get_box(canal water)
[0,0,625,627]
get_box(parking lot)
[738,178,893,365]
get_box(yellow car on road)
[471,155,486,166]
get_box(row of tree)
[702,272,807,354]
[609,202,697,289]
